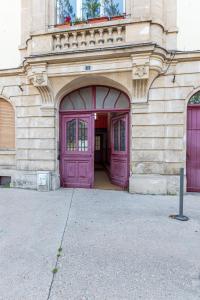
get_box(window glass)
[66,119,76,151]
[120,119,126,151]
[96,87,110,109]
[189,91,200,104]
[95,136,101,150]
[114,121,119,151]
[78,120,88,151]
[70,91,86,109]
[57,0,125,23]
[60,96,74,110]
[104,89,120,109]
[79,87,93,109]
[104,0,124,17]
[57,0,76,23]
[115,93,129,109]
[60,86,129,110]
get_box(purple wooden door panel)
[60,114,94,188]
[110,114,129,188]
[187,106,200,192]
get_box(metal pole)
[174,168,189,221]
[179,167,184,217]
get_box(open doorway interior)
[94,112,123,190]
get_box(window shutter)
[0,99,15,149]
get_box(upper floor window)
[57,0,126,24]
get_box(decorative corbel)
[27,64,54,106]
[131,54,163,103]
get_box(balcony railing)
[52,23,126,51]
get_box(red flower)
[65,16,71,23]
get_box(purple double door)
[60,113,129,189]
[187,106,200,192]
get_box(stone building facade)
[0,0,200,194]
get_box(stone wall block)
[16,160,55,171]
[16,149,55,160]
[16,117,55,128]
[132,113,184,126]
[16,139,55,150]
[16,128,55,139]
[133,150,164,162]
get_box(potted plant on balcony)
[83,0,109,24]
[104,0,125,20]
[56,0,74,29]
[73,17,87,26]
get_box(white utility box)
[37,172,51,192]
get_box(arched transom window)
[188,91,200,105]
[60,86,130,111]
[0,99,15,149]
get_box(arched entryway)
[59,85,130,189]
[187,91,200,192]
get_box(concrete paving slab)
[49,189,200,300]
[0,188,73,300]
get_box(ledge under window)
[0,149,16,155]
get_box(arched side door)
[60,114,94,188]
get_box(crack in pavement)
[47,189,75,300]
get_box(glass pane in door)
[66,119,76,151]
[78,120,88,151]
[120,120,126,151]
[114,121,119,151]
[66,120,76,151]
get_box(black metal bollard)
[173,168,189,221]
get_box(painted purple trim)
[188,104,200,107]
[60,108,130,114]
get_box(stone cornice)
[0,67,24,77]
[173,51,200,62]
[23,43,168,65]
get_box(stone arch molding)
[55,75,132,109]
[27,64,54,106]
